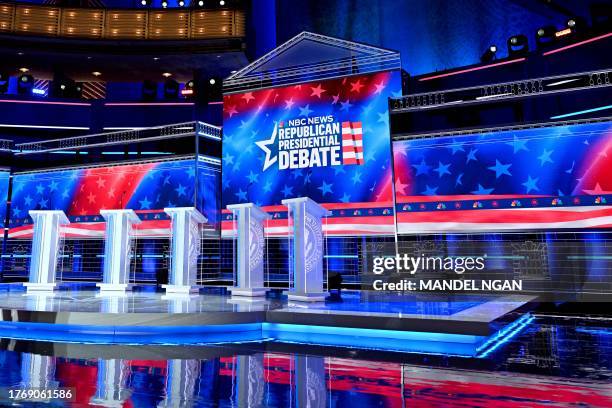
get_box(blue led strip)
[551,104,612,119]
[475,313,535,358]
[0,315,536,358]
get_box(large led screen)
[9,158,220,239]
[222,71,401,236]
[393,121,612,233]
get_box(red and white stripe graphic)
[342,121,364,165]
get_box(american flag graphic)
[222,71,402,236]
[393,121,612,233]
[342,121,364,165]
[8,159,220,239]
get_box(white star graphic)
[255,122,278,171]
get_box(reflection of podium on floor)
[90,359,131,407]
[97,209,141,292]
[227,203,271,297]
[282,197,331,302]
[24,210,69,292]
[162,207,207,295]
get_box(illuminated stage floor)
[0,285,535,356]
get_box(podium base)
[23,282,57,292]
[96,283,133,292]
[228,287,269,297]
[285,291,328,302]
[162,284,199,295]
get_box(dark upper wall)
[270,0,597,76]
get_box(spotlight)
[205,76,222,102]
[219,0,225,5]
[17,74,33,95]
[198,0,204,6]
[480,45,497,63]
[140,0,148,5]
[51,76,79,98]
[74,83,83,98]
[92,71,102,77]
[19,67,29,73]
[162,72,172,78]
[535,25,557,48]
[566,16,587,35]
[178,0,185,6]
[507,34,528,56]
[142,80,157,101]
[0,72,8,94]
[161,0,168,8]
[163,78,179,99]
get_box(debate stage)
[0,285,535,357]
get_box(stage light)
[17,74,33,95]
[92,71,102,77]
[507,34,528,56]
[19,67,29,73]
[555,28,572,38]
[162,72,172,78]
[565,16,587,36]
[480,45,497,63]
[181,80,195,98]
[163,78,179,99]
[140,0,148,5]
[178,0,185,6]
[142,80,157,101]
[204,76,222,102]
[0,73,8,94]
[219,0,225,5]
[74,83,83,98]
[161,1,168,8]
[198,0,204,5]
[535,25,557,48]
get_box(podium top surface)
[28,210,70,224]
[100,209,142,223]
[164,207,208,223]
[281,197,331,217]
[226,203,272,220]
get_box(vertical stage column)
[162,207,207,294]
[282,197,331,302]
[24,210,69,292]
[97,209,141,292]
[227,203,271,297]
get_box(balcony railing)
[0,2,244,40]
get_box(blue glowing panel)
[222,71,401,236]
[393,121,612,232]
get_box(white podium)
[162,207,207,294]
[24,210,69,292]
[97,209,141,292]
[282,197,331,302]
[227,203,271,297]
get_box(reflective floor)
[0,317,610,407]
[0,284,529,322]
